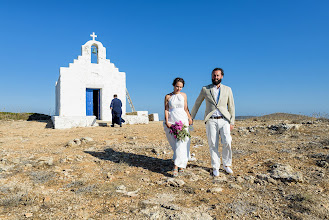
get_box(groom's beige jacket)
[191,84,235,125]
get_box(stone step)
[96,120,110,127]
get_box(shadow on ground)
[27,113,51,121]
[85,148,174,177]
[27,113,53,129]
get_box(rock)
[236,176,244,183]
[126,189,140,197]
[286,124,301,130]
[24,163,33,169]
[191,136,205,145]
[116,185,126,192]
[161,203,181,210]
[229,183,242,190]
[268,123,301,132]
[151,148,159,154]
[73,138,81,145]
[12,158,20,164]
[316,160,328,168]
[188,157,197,161]
[165,178,185,187]
[310,153,329,159]
[256,173,270,181]
[268,123,290,133]
[106,172,114,180]
[105,139,117,145]
[247,127,256,133]
[115,185,139,197]
[81,137,94,144]
[213,173,227,183]
[54,166,62,173]
[184,171,199,181]
[24,213,33,218]
[207,187,223,193]
[256,174,277,184]
[66,140,78,147]
[141,177,150,182]
[141,205,212,220]
[270,163,304,183]
[43,196,51,204]
[141,193,176,207]
[0,164,14,172]
[37,156,54,166]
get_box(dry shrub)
[29,170,57,184]
[0,193,26,206]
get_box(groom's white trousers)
[206,118,232,169]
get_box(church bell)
[92,47,97,54]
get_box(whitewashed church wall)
[58,56,126,120]
[55,79,60,116]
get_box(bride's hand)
[188,118,193,125]
[166,122,172,128]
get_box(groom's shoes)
[224,166,233,174]
[213,169,220,177]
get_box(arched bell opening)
[91,44,98,64]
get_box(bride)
[164,77,193,177]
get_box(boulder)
[270,163,304,183]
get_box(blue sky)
[0,0,328,120]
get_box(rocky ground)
[0,114,328,219]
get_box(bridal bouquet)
[169,121,191,141]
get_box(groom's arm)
[227,87,235,126]
[191,87,205,119]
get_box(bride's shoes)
[172,168,179,177]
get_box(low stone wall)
[123,111,149,124]
[52,116,97,129]
[148,113,159,121]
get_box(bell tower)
[81,32,107,64]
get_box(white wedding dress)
[164,93,190,168]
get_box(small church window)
[91,45,98,64]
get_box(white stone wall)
[54,39,126,123]
[52,116,97,129]
[123,111,149,124]
[148,113,159,121]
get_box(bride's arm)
[164,95,171,128]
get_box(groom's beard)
[212,79,221,85]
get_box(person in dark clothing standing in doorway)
[110,94,123,127]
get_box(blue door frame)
[86,88,100,119]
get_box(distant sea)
[235,116,256,120]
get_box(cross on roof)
[90,32,97,41]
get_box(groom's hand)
[230,124,234,131]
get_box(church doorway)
[86,88,101,119]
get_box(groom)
[191,68,235,176]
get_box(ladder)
[126,88,136,112]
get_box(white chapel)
[52,33,126,129]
